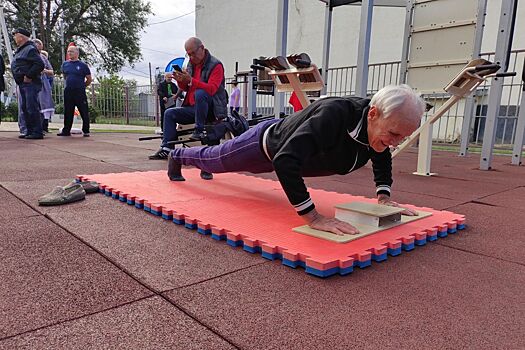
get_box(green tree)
[5,0,152,73]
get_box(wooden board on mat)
[293,210,433,243]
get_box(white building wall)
[196,0,525,79]
[196,0,405,78]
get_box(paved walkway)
[0,121,158,133]
[0,131,524,349]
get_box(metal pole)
[0,5,13,63]
[321,1,333,95]
[274,0,288,117]
[511,57,525,165]
[459,0,488,157]
[459,96,476,156]
[479,0,517,170]
[247,71,257,120]
[148,62,152,90]
[0,5,15,105]
[31,18,36,38]
[355,0,374,97]
[60,18,65,65]
[399,0,413,85]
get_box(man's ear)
[368,105,379,121]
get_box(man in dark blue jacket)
[11,28,44,139]
[58,45,92,137]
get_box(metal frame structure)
[275,0,289,117]
[400,0,487,175]
[318,0,406,97]
[479,0,518,170]
[458,0,489,157]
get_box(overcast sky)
[118,0,196,85]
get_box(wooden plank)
[293,210,433,243]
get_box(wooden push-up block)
[293,201,432,243]
[335,202,403,227]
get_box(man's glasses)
[185,45,203,58]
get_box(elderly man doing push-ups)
[167,84,426,235]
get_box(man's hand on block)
[377,195,418,216]
[303,209,360,235]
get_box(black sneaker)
[57,132,71,136]
[200,170,213,180]
[83,133,90,137]
[18,134,27,139]
[168,156,185,181]
[25,134,44,139]
[149,148,170,160]
[189,131,205,141]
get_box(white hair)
[371,84,426,122]
[68,46,80,54]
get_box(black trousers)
[63,87,89,134]
[159,102,166,131]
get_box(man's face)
[67,48,79,60]
[13,33,28,47]
[185,42,205,65]
[367,105,419,152]
[165,73,173,82]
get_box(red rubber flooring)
[79,169,465,277]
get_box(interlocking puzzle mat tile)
[78,169,465,278]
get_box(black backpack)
[205,110,249,143]
[226,109,249,137]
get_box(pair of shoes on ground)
[167,156,213,181]
[38,180,99,206]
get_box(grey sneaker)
[66,180,99,194]
[38,184,86,206]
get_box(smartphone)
[172,64,182,72]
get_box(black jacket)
[11,41,44,86]
[265,96,392,215]
[157,80,178,103]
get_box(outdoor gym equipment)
[392,59,516,176]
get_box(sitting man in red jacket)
[149,37,228,180]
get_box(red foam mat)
[78,169,465,277]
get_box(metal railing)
[3,50,522,147]
[48,80,157,126]
[322,50,524,148]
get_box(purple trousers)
[171,119,279,174]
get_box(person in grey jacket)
[11,28,44,139]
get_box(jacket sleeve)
[157,82,166,98]
[272,103,349,215]
[370,148,393,197]
[26,48,45,79]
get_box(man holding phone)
[149,37,228,171]
[157,72,178,131]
